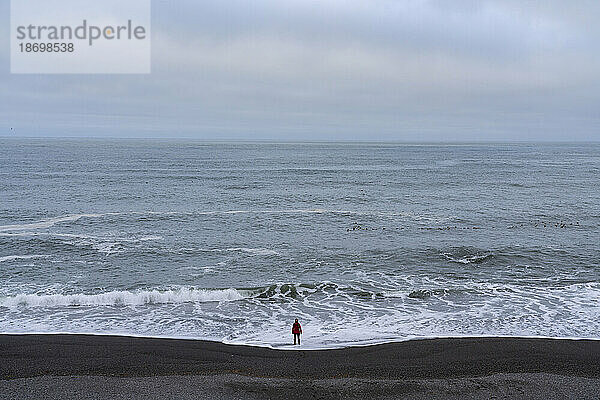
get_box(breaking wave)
[196,247,280,256]
[442,248,494,264]
[0,254,50,263]
[0,281,535,309]
[0,214,112,232]
[0,283,367,308]
[0,288,251,308]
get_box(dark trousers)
[293,333,301,345]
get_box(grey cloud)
[1,0,599,140]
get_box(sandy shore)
[1,334,599,399]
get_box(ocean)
[0,139,598,349]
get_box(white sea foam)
[0,288,250,308]
[1,281,599,349]
[194,209,328,215]
[52,233,163,255]
[443,252,493,264]
[0,255,50,263]
[197,247,280,256]
[150,208,450,222]
[226,248,279,256]
[0,209,448,235]
[0,213,112,232]
[136,235,163,241]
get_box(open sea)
[0,139,598,349]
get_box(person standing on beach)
[292,319,302,345]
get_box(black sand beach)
[1,334,599,399]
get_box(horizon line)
[1,136,600,144]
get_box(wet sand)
[1,334,599,399]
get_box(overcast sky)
[1,0,599,141]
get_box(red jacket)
[292,322,302,334]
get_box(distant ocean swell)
[0,209,457,233]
